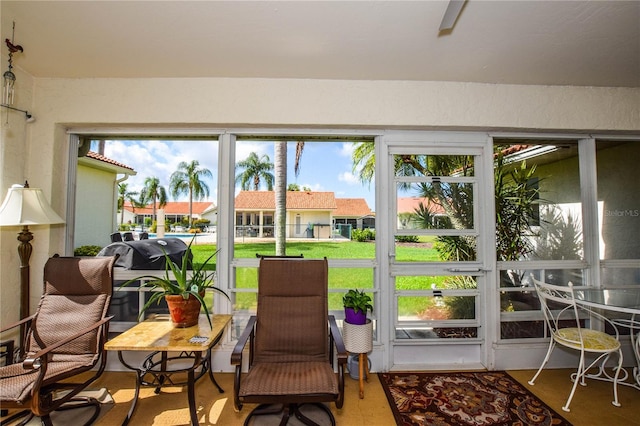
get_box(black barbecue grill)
[97,238,191,270]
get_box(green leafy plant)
[74,245,103,256]
[342,289,373,314]
[121,238,230,327]
[352,228,375,242]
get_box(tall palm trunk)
[152,195,157,223]
[274,142,287,255]
[188,189,193,227]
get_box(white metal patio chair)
[528,278,623,412]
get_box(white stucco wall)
[119,208,137,227]
[75,163,118,249]
[0,64,38,337]
[1,76,639,329]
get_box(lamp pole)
[0,181,65,357]
[17,224,33,323]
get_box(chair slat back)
[254,258,329,363]
[28,256,116,357]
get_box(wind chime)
[3,22,23,106]
[2,22,32,124]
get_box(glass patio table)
[574,287,640,390]
[105,314,232,425]
[575,288,640,315]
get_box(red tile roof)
[397,197,445,215]
[86,151,134,170]
[334,198,372,217]
[235,191,338,210]
[124,201,214,215]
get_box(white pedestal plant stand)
[342,319,373,398]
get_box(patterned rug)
[379,371,572,426]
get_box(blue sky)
[100,140,376,210]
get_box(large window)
[230,139,377,339]
[232,140,375,255]
[74,137,220,331]
[596,140,640,330]
[494,139,640,341]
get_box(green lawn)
[191,239,439,262]
[192,240,447,314]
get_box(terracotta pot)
[344,307,367,325]
[165,294,201,328]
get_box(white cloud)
[103,140,218,202]
[301,182,324,192]
[339,142,355,157]
[337,171,360,185]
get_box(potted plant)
[343,289,373,325]
[121,238,229,328]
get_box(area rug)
[379,371,572,426]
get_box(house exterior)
[75,151,135,249]
[334,198,375,232]
[121,201,216,228]
[234,192,373,238]
[396,197,446,229]
[234,191,341,238]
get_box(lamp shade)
[0,184,65,227]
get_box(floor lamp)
[0,182,64,346]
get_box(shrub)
[74,245,102,256]
[396,235,419,243]
[193,218,211,231]
[351,228,374,242]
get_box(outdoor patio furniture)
[231,257,346,425]
[528,278,623,412]
[0,255,117,425]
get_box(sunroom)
[1,1,639,424]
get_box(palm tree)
[140,176,168,224]
[352,141,375,187]
[235,152,274,190]
[117,183,139,226]
[352,142,539,262]
[169,160,212,228]
[274,143,287,255]
[274,141,305,255]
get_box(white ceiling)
[2,0,639,87]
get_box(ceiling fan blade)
[439,0,467,31]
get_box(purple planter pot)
[344,307,367,325]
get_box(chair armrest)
[0,314,36,334]
[328,315,347,363]
[22,316,114,370]
[231,316,256,366]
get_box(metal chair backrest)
[531,278,583,342]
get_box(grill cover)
[97,238,191,270]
